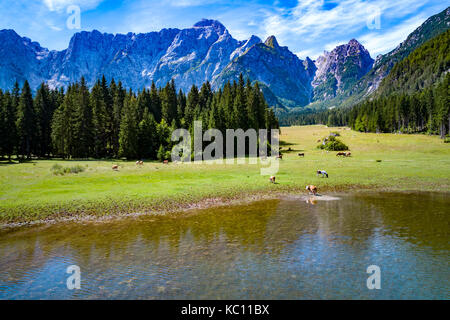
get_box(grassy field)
[1,125,449,223]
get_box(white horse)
[317,170,328,178]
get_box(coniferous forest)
[0,74,279,160]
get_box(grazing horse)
[112,164,119,170]
[136,160,144,166]
[269,176,276,183]
[317,170,328,178]
[305,185,318,195]
[163,160,169,164]
[298,153,305,157]
[336,152,346,156]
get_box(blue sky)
[0,0,447,60]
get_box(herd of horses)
[110,144,352,197]
[270,145,352,195]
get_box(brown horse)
[305,185,317,195]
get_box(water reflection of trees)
[356,192,450,251]
[1,192,448,293]
[0,200,281,287]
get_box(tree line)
[348,74,449,136]
[279,74,448,137]
[0,74,279,161]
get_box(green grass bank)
[1,125,449,224]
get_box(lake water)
[0,192,448,299]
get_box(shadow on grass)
[0,158,37,166]
[0,161,20,166]
[280,140,295,146]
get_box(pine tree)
[246,82,260,130]
[161,80,178,125]
[51,103,67,158]
[112,81,125,156]
[177,89,186,127]
[72,77,94,158]
[16,81,36,158]
[91,80,108,158]
[118,95,139,159]
[51,84,78,158]
[185,85,199,129]
[34,83,54,157]
[138,109,158,159]
[149,81,162,123]
[100,75,114,156]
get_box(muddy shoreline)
[0,188,447,231]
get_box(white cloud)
[163,0,221,7]
[254,0,444,60]
[359,15,427,56]
[42,0,104,12]
[260,0,430,45]
[46,21,63,31]
[295,49,323,60]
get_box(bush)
[444,137,450,143]
[318,135,349,151]
[51,163,63,171]
[50,164,85,175]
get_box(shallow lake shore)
[1,191,448,299]
[1,187,447,230]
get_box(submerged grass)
[0,125,449,223]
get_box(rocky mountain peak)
[303,57,317,80]
[264,35,279,48]
[193,19,227,34]
[312,39,373,101]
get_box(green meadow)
[1,125,449,223]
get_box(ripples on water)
[0,192,449,299]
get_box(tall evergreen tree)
[161,80,178,125]
[185,85,199,129]
[91,80,108,158]
[16,81,36,158]
[149,81,162,123]
[72,77,94,158]
[34,83,54,157]
[119,95,139,159]
[111,81,125,157]
[138,109,158,159]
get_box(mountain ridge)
[308,6,450,111]
[1,7,448,112]
[0,19,371,111]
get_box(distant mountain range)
[0,7,449,112]
[308,6,450,110]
